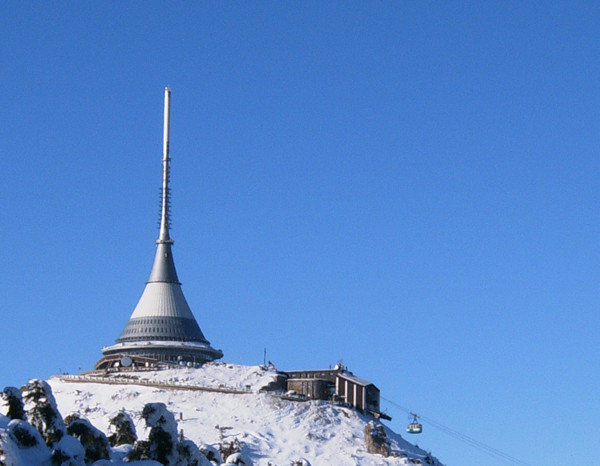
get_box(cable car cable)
[381,396,531,466]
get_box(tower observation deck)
[95,88,223,370]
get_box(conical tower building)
[96,88,223,370]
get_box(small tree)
[21,380,66,449]
[176,439,213,466]
[132,403,178,465]
[128,439,151,462]
[198,444,222,465]
[107,411,137,447]
[1,388,25,421]
[219,438,242,461]
[65,415,110,464]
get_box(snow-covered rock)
[51,434,86,466]
[0,419,52,466]
[223,451,250,465]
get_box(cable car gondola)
[407,413,422,434]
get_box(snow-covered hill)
[3,363,443,465]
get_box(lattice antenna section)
[158,87,174,244]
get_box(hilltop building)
[283,364,390,420]
[95,88,223,370]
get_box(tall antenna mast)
[159,87,173,244]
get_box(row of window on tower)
[122,327,185,335]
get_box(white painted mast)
[159,87,173,244]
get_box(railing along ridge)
[59,374,252,395]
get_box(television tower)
[96,88,223,370]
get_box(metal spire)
[148,87,179,284]
[159,87,173,244]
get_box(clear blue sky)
[1,2,598,465]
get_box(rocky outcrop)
[364,421,390,457]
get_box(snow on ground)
[44,362,441,465]
[114,361,281,392]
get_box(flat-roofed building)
[284,365,387,418]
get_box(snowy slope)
[40,362,443,465]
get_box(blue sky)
[1,2,598,464]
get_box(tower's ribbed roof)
[115,243,209,343]
[131,281,194,319]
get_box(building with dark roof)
[284,365,389,419]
